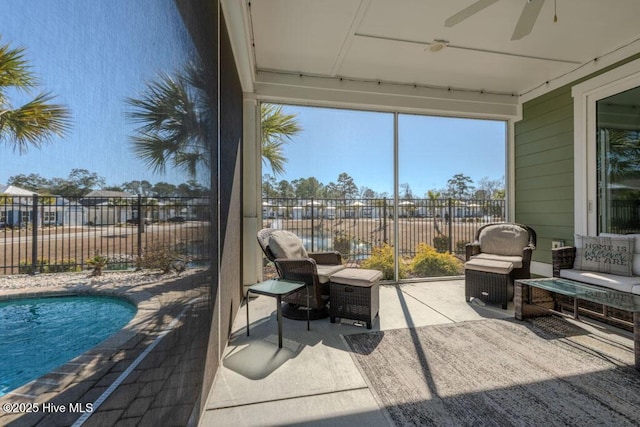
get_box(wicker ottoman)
[464,259,514,309]
[329,268,382,329]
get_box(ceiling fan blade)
[445,0,500,27]
[511,0,545,40]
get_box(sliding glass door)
[260,105,394,275]
[596,87,640,234]
[260,104,507,281]
[397,114,506,279]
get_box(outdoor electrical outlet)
[552,240,564,249]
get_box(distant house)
[0,185,92,227]
[0,184,37,198]
[57,198,88,226]
[81,190,136,225]
[0,184,37,227]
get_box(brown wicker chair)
[464,223,536,309]
[257,228,345,319]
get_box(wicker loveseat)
[552,233,640,327]
[257,228,345,318]
[464,223,537,309]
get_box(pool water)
[0,295,136,397]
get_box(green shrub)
[456,240,469,254]
[47,260,79,273]
[18,259,80,274]
[410,243,463,277]
[333,230,351,256]
[433,236,449,253]
[87,252,109,276]
[361,244,406,280]
[138,243,184,274]
[19,259,48,274]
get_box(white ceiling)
[224,0,640,114]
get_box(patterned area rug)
[343,317,640,426]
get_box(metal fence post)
[310,197,315,252]
[383,197,387,243]
[448,198,453,254]
[31,194,39,274]
[137,194,143,268]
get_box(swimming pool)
[0,295,136,397]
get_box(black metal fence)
[609,200,640,234]
[0,195,211,275]
[262,197,506,263]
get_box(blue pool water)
[0,295,136,397]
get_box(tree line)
[6,169,209,199]
[263,172,505,200]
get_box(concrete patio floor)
[201,279,518,426]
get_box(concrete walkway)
[202,280,514,426]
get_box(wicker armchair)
[464,223,536,309]
[257,228,345,319]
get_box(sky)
[263,105,506,197]
[0,0,197,188]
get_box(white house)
[0,184,37,227]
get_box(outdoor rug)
[343,317,640,426]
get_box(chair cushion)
[559,268,640,293]
[574,234,633,276]
[329,268,383,287]
[268,230,308,259]
[316,264,347,283]
[464,259,513,275]
[470,253,523,269]
[478,224,530,256]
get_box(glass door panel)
[596,87,640,234]
[261,104,394,277]
[397,114,506,279]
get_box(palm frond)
[0,92,71,154]
[130,133,176,175]
[0,40,37,89]
[260,104,301,176]
[126,64,213,179]
[261,104,302,145]
[262,139,287,176]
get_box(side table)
[246,279,309,348]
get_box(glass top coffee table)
[246,279,309,348]
[514,277,640,370]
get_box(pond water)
[299,236,371,258]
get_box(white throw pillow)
[574,234,634,276]
[599,233,640,275]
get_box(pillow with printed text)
[574,234,634,276]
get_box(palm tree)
[0,40,71,154]
[261,104,301,176]
[126,62,211,179]
[127,69,301,179]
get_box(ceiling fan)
[445,0,549,41]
